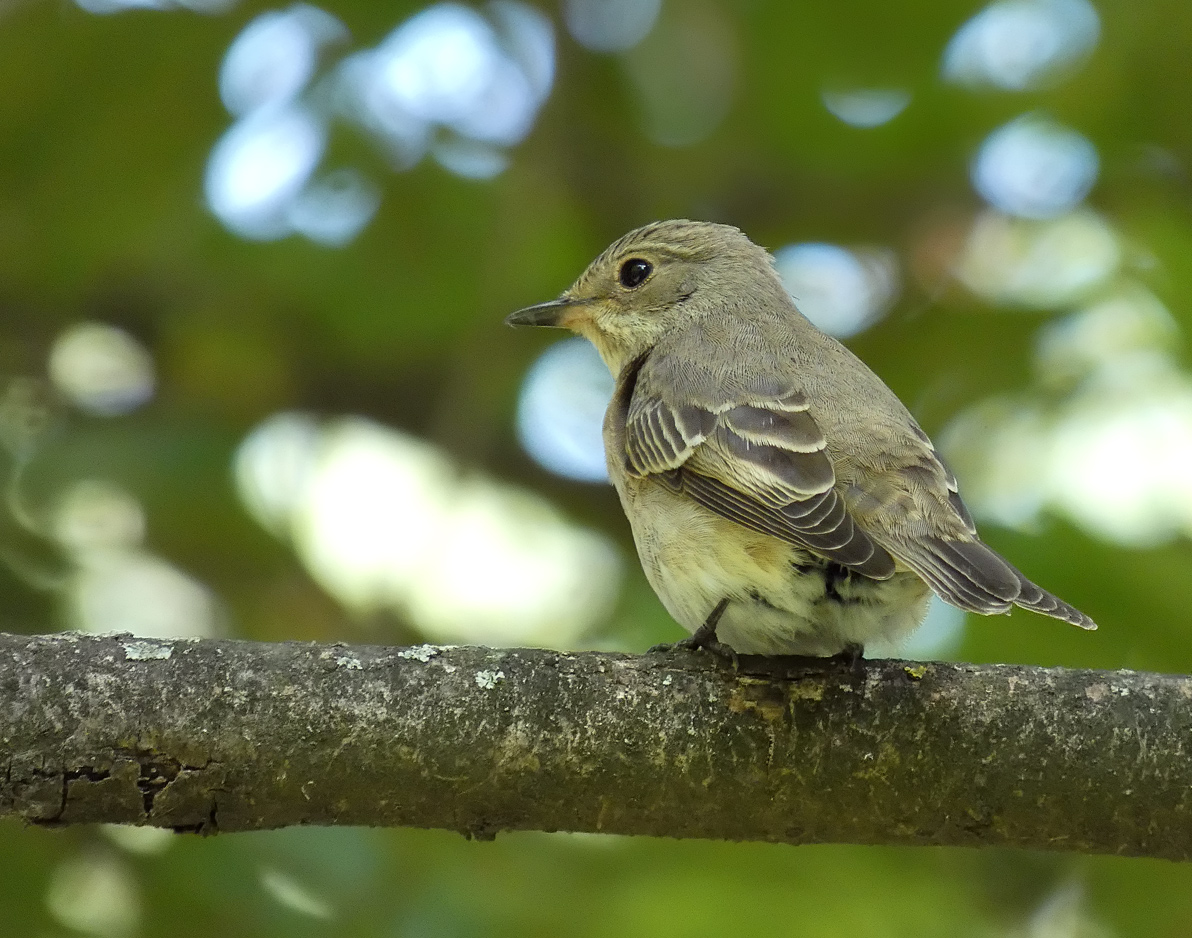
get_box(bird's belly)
[616,476,932,656]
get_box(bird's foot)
[830,642,866,673]
[662,632,740,667]
[649,599,738,668]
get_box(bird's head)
[505,219,780,375]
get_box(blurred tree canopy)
[3,0,1192,934]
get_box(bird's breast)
[612,472,811,624]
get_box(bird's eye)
[618,258,652,289]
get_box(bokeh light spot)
[219,5,346,117]
[955,208,1119,309]
[942,399,1052,530]
[71,552,220,639]
[54,480,146,555]
[379,5,505,125]
[944,285,1192,548]
[101,824,174,857]
[209,1,554,242]
[821,88,910,128]
[972,113,1098,219]
[260,868,335,920]
[46,851,140,938]
[1048,382,1192,546]
[563,0,662,52]
[431,138,509,178]
[235,414,622,646]
[49,322,155,417]
[75,0,234,14]
[943,0,1100,91]
[286,168,381,246]
[205,105,327,240]
[517,337,614,483]
[52,480,219,640]
[1034,284,1179,387]
[340,1,554,166]
[234,411,323,536]
[773,243,899,338]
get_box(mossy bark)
[1,632,1189,858]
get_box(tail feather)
[1013,570,1097,630]
[885,534,1097,630]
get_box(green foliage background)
[2,0,1192,934]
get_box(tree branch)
[1,631,1188,858]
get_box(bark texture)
[1,631,1189,858]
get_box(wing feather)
[714,424,835,497]
[624,397,706,475]
[721,405,825,452]
[620,375,895,579]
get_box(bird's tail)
[886,535,1097,630]
[1012,572,1097,630]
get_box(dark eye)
[618,258,652,289]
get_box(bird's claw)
[648,635,699,654]
[649,634,739,669]
[649,598,738,668]
[831,642,866,673]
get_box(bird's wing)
[619,368,897,580]
[618,353,1095,627]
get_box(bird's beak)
[504,298,586,328]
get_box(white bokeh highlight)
[206,2,554,243]
[53,480,146,555]
[431,138,509,179]
[972,114,1099,220]
[205,105,327,240]
[821,88,911,128]
[286,168,381,246]
[376,6,520,131]
[102,824,174,857]
[563,0,662,52]
[75,0,234,13]
[517,337,614,483]
[235,413,622,647]
[260,868,335,920]
[1048,375,1192,545]
[235,411,322,535]
[49,322,155,417]
[1034,284,1179,387]
[54,479,220,639]
[70,554,220,639]
[774,243,900,338]
[954,209,1120,309]
[943,283,1192,547]
[337,1,554,165]
[943,0,1100,91]
[219,4,346,116]
[46,851,140,938]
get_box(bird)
[506,219,1096,658]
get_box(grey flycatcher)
[506,219,1095,657]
